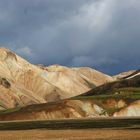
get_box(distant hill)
[113,70,140,80]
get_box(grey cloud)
[0,0,139,74]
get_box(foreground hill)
[0,47,114,110]
[75,74,140,117]
[0,75,139,121]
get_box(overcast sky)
[0,0,140,75]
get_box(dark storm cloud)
[0,0,139,75]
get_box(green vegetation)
[81,75,140,96]
[72,73,140,100]
[72,88,140,100]
[100,107,120,116]
[0,107,21,115]
[0,118,139,130]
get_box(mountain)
[80,74,140,96]
[0,47,114,110]
[38,65,114,97]
[0,74,139,121]
[113,70,140,80]
[75,74,140,117]
[0,47,139,121]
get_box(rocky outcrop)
[114,100,140,117]
[0,77,11,88]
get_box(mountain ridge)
[0,47,114,109]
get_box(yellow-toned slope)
[0,47,114,110]
[0,97,138,121]
[72,67,114,86]
[0,100,107,121]
[113,70,136,80]
[114,100,140,117]
[38,65,114,98]
[0,48,67,109]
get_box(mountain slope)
[0,48,67,109]
[113,70,140,80]
[0,47,139,120]
[38,65,114,97]
[0,47,113,109]
[0,76,139,121]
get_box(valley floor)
[0,129,140,140]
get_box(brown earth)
[0,129,139,140]
[114,100,140,116]
[0,98,140,121]
[0,100,106,120]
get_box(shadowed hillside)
[78,75,140,96]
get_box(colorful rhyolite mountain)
[0,47,114,109]
[0,47,139,120]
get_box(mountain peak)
[0,47,17,62]
[0,47,115,110]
